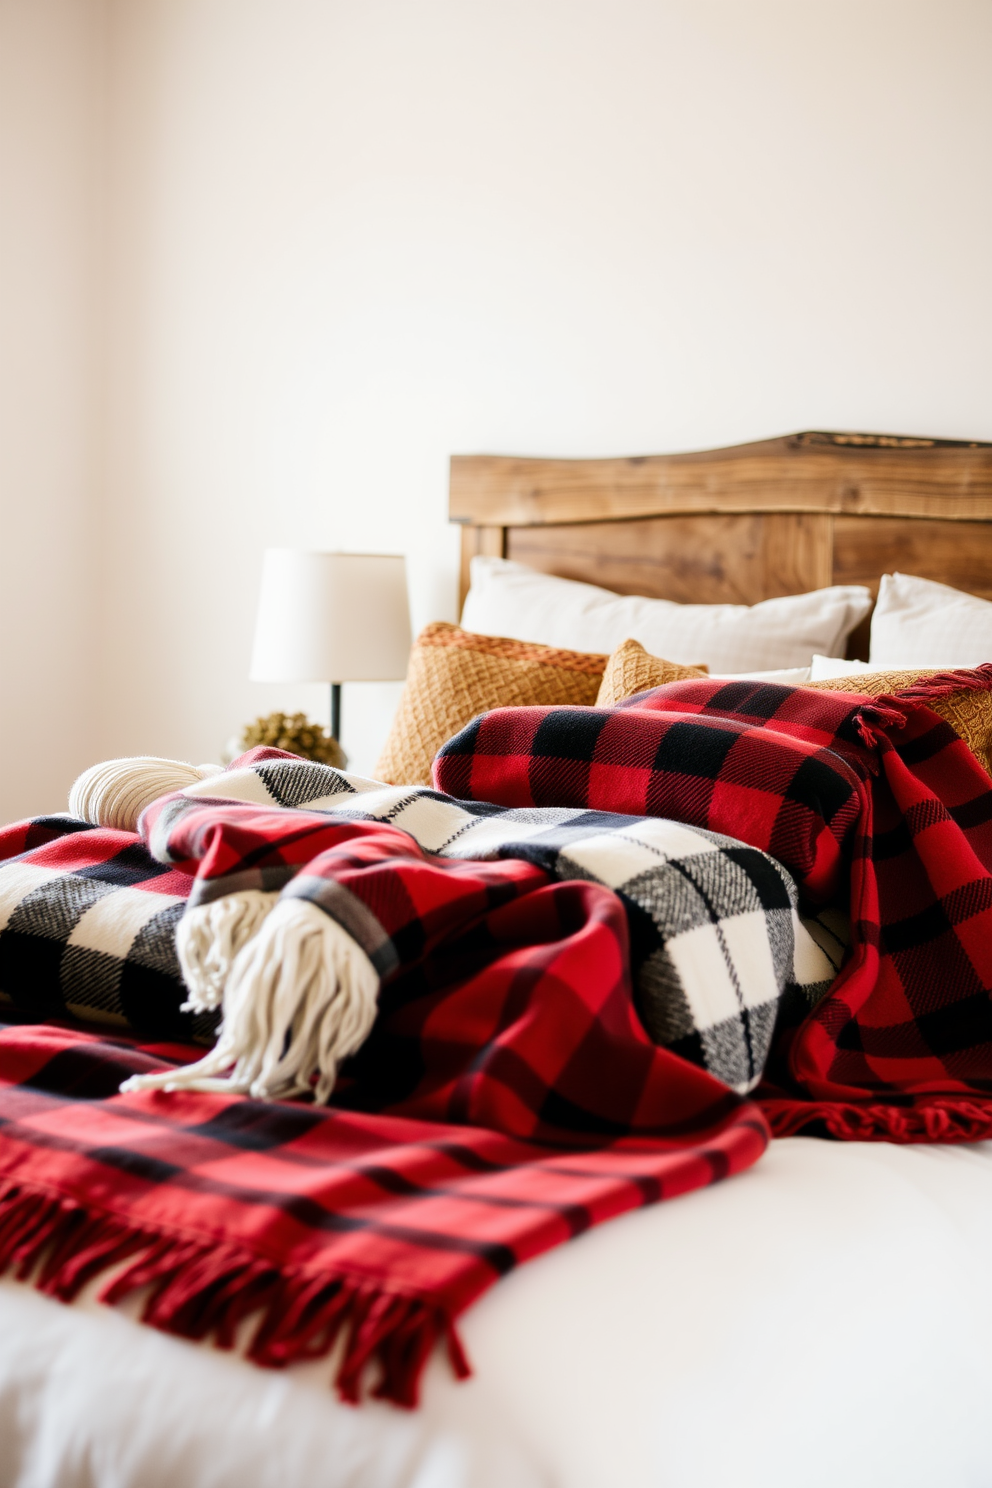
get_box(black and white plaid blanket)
[0,817,214,1043]
[158,755,845,1094]
[0,758,845,1093]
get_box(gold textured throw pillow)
[375,622,609,786]
[806,668,992,778]
[595,638,709,708]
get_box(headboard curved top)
[450,430,992,659]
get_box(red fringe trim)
[885,663,992,705]
[0,1177,468,1407]
[813,664,992,751]
[760,1095,992,1143]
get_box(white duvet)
[1,1136,991,1488]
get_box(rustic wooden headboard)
[450,431,992,659]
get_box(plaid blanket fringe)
[0,779,780,1403]
[133,756,839,1100]
[0,1021,763,1405]
[756,1094,992,1143]
[0,1184,468,1406]
[0,1177,468,1407]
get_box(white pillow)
[461,557,873,675]
[869,573,992,668]
[809,654,873,681]
[712,666,813,685]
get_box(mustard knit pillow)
[806,668,992,778]
[375,623,608,786]
[595,638,708,707]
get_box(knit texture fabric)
[806,667,992,778]
[375,622,608,786]
[595,638,707,707]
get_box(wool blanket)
[0,816,209,1042]
[3,667,992,1403]
[435,669,992,1142]
[1,758,831,1403]
[130,751,839,1100]
[0,745,834,1404]
[0,948,764,1407]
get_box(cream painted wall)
[5,0,992,802]
[97,0,992,777]
[0,0,105,819]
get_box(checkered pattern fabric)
[148,752,839,1094]
[0,816,215,1043]
[435,669,992,1140]
[0,960,765,1404]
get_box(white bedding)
[1,1135,991,1488]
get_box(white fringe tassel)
[69,756,224,833]
[177,890,280,1011]
[122,899,380,1104]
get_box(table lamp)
[249,550,412,741]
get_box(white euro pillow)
[462,557,872,675]
[869,573,992,669]
[809,654,874,681]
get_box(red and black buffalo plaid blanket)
[0,816,764,1406]
[435,669,992,1143]
[3,668,992,1406]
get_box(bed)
[3,429,992,1488]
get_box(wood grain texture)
[832,516,992,600]
[451,434,992,661]
[506,513,834,605]
[450,431,992,528]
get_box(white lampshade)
[249,550,412,683]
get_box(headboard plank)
[451,432,992,528]
[452,433,992,651]
[458,524,504,608]
[506,513,833,606]
[832,515,992,601]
